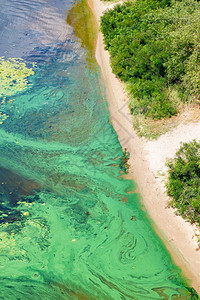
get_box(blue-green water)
[0,0,198,299]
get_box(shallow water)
[0,0,198,299]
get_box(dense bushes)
[166,140,200,225]
[101,0,200,119]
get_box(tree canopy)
[166,140,200,225]
[101,0,200,119]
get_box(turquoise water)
[0,0,198,299]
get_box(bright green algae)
[0,1,199,299]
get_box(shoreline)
[88,0,200,293]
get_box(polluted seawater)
[0,0,199,299]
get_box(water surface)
[0,0,198,299]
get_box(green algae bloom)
[0,57,35,124]
[0,57,35,98]
[67,0,98,69]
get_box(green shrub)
[100,0,200,120]
[166,140,200,225]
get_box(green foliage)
[101,0,200,119]
[166,140,200,225]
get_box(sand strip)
[87,0,200,293]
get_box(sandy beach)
[88,0,200,293]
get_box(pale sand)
[88,0,200,293]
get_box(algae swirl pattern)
[0,0,198,299]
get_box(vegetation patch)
[166,140,200,226]
[100,0,200,122]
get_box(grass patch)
[131,102,200,140]
[126,82,200,139]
